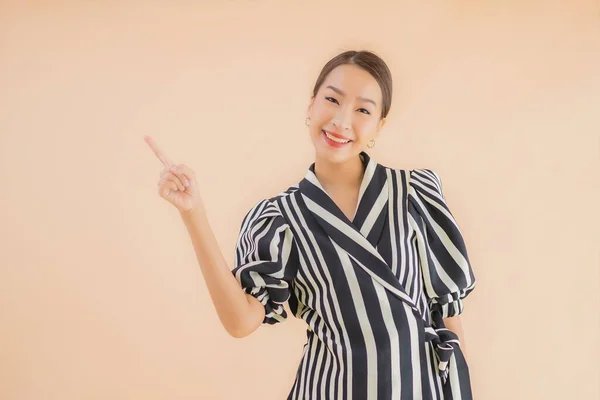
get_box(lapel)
[298,152,418,309]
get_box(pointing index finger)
[144,135,173,167]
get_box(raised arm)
[179,206,265,338]
[144,135,264,338]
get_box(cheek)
[311,103,334,121]
[352,120,376,142]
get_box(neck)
[314,152,365,189]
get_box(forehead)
[320,64,382,100]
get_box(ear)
[306,96,315,117]
[374,118,387,138]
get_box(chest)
[286,195,425,313]
[326,187,360,223]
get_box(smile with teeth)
[323,130,351,144]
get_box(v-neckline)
[301,151,375,227]
[296,153,412,307]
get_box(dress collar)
[298,151,387,236]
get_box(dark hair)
[311,50,393,119]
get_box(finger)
[158,180,178,192]
[159,185,174,200]
[170,164,194,187]
[163,173,185,191]
[171,164,195,178]
[159,181,179,198]
[157,177,177,189]
[159,167,172,180]
[169,169,190,188]
[159,168,186,191]
[144,135,173,167]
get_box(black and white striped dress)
[232,152,476,399]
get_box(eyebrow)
[325,85,377,107]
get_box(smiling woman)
[148,50,476,400]
[228,50,477,400]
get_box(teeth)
[324,131,350,144]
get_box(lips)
[322,130,352,141]
[322,130,352,148]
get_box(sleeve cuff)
[244,285,288,325]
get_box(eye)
[325,96,370,115]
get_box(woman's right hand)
[144,135,203,213]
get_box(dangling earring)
[305,117,310,127]
[367,139,376,149]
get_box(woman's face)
[307,64,386,163]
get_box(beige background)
[1,1,599,399]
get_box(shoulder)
[398,168,446,207]
[409,168,443,193]
[241,186,299,227]
[266,184,300,205]
[380,165,444,196]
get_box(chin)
[316,145,356,163]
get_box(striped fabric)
[232,152,476,400]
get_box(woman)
[144,50,476,400]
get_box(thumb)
[172,164,198,189]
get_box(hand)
[144,135,203,213]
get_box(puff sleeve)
[231,198,299,325]
[408,169,476,319]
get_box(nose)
[332,107,352,131]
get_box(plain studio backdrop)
[0,1,598,399]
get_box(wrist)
[179,201,206,220]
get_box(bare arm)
[180,204,265,338]
[143,135,264,338]
[444,315,468,361]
